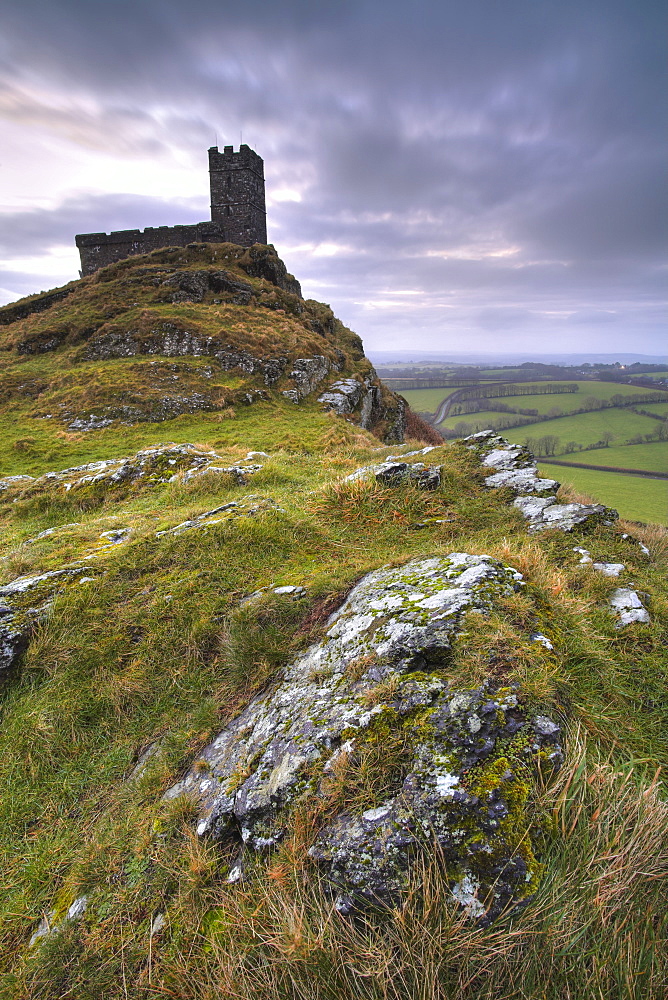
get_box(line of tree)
[455,382,579,402]
[449,390,666,419]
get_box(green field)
[554,442,667,474]
[641,402,668,418]
[399,386,460,412]
[441,403,661,446]
[439,410,514,432]
[456,382,665,417]
[517,408,660,449]
[403,379,666,421]
[539,461,667,526]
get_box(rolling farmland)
[397,377,667,523]
[539,462,667,525]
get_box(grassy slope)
[399,386,461,412]
[0,262,666,999]
[642,402,668,417]
[439,409,510,431]
[539,462,668,526]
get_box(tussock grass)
[144,738,668,1000]
[0,371,666,997]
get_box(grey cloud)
[0,193,208,257]
[0,0,665,351]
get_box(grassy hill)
[0,248,666,1000]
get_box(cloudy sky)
[1,0,665,356]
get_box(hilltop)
[0,247,666,1000]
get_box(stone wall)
[75,222,225,277]
[75,145,267,276]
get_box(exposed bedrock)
[464,430,618,532]
[0,566,96,674]
[165,553,563,923]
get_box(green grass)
[405,380,666,422]
[439,410,513,432]
[397,386,458,412]
[640,402,668,417]
[519,408,660,451]
[540,462,667,525]
[1,252,667,999]
[0,396,357,478]
[553,441,668,474]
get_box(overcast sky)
[0,0,665,356]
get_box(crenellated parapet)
[75,145,267,275]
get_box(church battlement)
[75,145,267,276]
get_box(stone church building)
[76,145,267,276]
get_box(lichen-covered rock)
[318,377,381,430]
[164,553,562,923]
[345,461,441,490]
[318,378,366,415]
[464,431,617,533]
[0,444,261,500]
[155,497,281,537]
[29,895,88,948]
[609,588,650,627]
[311,687,562,922]
[160,269,254,305]
[0,566,96,673]
[288,356,334,399]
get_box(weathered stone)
[464,431,617,533]
[345,461,441,490]
[289,356,333,399]
[29,896,88,948]
[0,567,96,673]
[609,588,650,627]
[0,444,258,500]
[161,269,253,305]
[318,378,365,415]
[155,497,281,537]
[164,553,562,923]
[592,562,625,577]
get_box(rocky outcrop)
[316,376,406,441]
[0,566,96,674]
[161,269,254,305]
[0,283,77,327]
[288,356,334,398]
[464,431,617,532]
[80,325,289,386]
[155,496,280,537]
[0,444,263,500]
[165,553,563,923]
[344,457,441,490]
[237,245,302,297]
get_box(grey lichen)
[164,553,563,923]
[463,430,618,533]
[0,566,97,673]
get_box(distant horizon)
[368,350,668,366]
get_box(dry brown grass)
[151,734,668,1000]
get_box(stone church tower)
[76,145,267,276]
[208,144,267,246]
